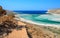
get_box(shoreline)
[16,17,60,28]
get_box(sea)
[14,11,60,26]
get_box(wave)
[35,14,60,22]
[15,14,60,27]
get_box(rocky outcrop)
[47,9,60,14]
[0,14,29,38]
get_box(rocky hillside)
[47,9,60,14]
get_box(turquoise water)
[16,14,60,25]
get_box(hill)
[47,9,60,14]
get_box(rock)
[47,9,60,14]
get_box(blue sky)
[0,0,60,10]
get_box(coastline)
[18,17,60,28]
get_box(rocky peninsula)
[47,9,60,14]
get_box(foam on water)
[15,13,60,27]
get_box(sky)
[0,0,60,10]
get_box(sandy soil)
[5,21,29,38]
